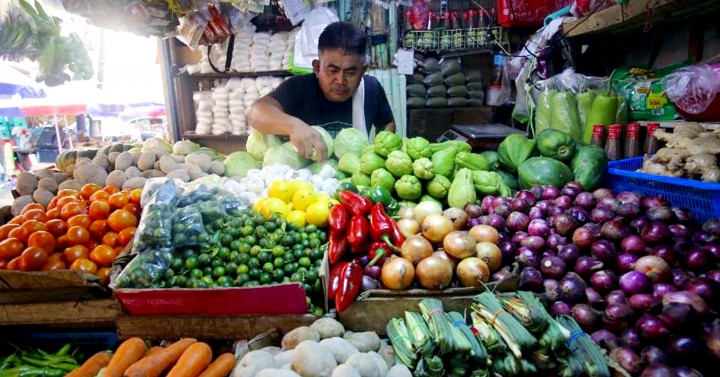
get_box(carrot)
[144,346,165,357]
[123,338,197,377]
[197,353,237,377]
[66,351,113,377]
[103,337,147,377]
[166,342,213,377]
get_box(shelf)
[638,120,720,130]
[182,132,249,140]
[562,0,720,38]
[175,70,293,79]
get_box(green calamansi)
[448,168,476,209]
[455,151,490,171]
[427,175,451,199]
[431,146,462,178]
[351,171,371,187]
[374,131,403,157]
[386,150,413,178]
[338,153,361,175]
[395,175,422,200]
[406,136,432,160]
[360,151,386,175]
[536,129,577,162]
[412,158,434,180]
[370,168,396,193]
[497,134,536,173]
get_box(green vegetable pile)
[0,343,82,377]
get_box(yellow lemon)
[315,192,331,203]
[286,210,307,227]
[252,198,266,213]
[267,181,293,203]
[305,201,330,228]
[261,197,289,219]
[292,189,317,211]
[287,180,314,197]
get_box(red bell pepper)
[369,203,403,251]
[368,241,389,267]
[347,215,370,254]
[389,216,406,249]
[328,204,349,233]
[328,229,347,264]
[335,261,363,313]
[328,261,348,298]
[338,190,373,217]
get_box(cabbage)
[224,152,258,178]
[141,137,172,154]
[334,128,368,159]
[246,130,283,160]
[263,145,308,170]
[172,140,200,155]
[311,126,335,161]
[309,159,338,174]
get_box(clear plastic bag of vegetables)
[177,184,222,208]
[130,202,174,253]
[192,200,227,226]
[172,205,209,249]
[141,178,182,208]
[111,247,174,289]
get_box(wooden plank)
[0,299,119,328]
[116,314,319,340]
[0,270,109,304]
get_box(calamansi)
[305,201,330,227]
[292,189,316,212]
[267,181,293,202]
[261,198,289,219]
[286,210,307,227]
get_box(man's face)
[313,48,366,102]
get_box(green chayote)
[472,170,503,195]
[351,171,371,187]
[427,174,451,199]
[407,137,432,160]
[360,152,386,175]
[395,175,422,200]
[371,168,396,193]
[448,168,476,209]
[412,158,434,180]
[386,150,413,178]
[338,153,361,175]
[374,131,403,157]
[455,151,490,171]
[431,146,462,178]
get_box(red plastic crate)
[115,284,308,315]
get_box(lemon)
[252,198,266,213]
[287,180,314,197]
[261,197,289,219]
[286,210,307,227]
[315,192,331,204]
[292,189,317,211]
[268,181,293,203]
[305,201,330,228]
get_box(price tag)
[647,92,668,110]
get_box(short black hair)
[318,22,367,56]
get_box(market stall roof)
[0,62,46,100]
[19,83,89,117]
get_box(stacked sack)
[232,26,255,72]
[406,57,485,108]
[229,30,295,73]
[210,84,230,135]
[193,91,213,134]
[226,78,248,135]
[251,32,271,72]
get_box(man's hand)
[289,122,328,162]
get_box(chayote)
[371,168,396,193]
[412,158,434,180]
[374,131,403,157]
[351,171,371,187]
[427,175,451,199]
[386,150,413,178]
[338,153,361,175]
[472,171,503,195]
[448,168,476,209]
[455,151,490,171]
[395,175,422,200]
[360,151,386,175]
[406,137,432,160]
[431,146,462,178]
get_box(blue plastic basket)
[607,157,720,223]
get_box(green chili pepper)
[338,182,358,193]
[583,71,620,144]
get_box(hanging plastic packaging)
[664,63,720,120]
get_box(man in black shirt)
[246,22,395,162]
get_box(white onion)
[422,214,454,243]
[414,201,443,225]
[397,219,421,238]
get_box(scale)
[437,123,528,151]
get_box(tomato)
[20,246,48,271]
[57,189,80,198]
[107,210,138,232]
[109,192,129,210]
[8,215,25,225]
[6,256,21,270]
[23,209,48,223]
[47,197,58,210]
[60,202,85,220]
[70,258,97,274]
[90,245,117,267]
[114,246,124,254]
[8,227,28,243]
[0,224,18,241]
[46,208,60,220]
[129,189,142,204]
[41,259,67,271]
[47,252,64,263]
[63,245,89,263]
[0,238,24,259]
[88,220,108,240]
[88,200,111,220]
[103,186,120,195]
[21,203,45,215]
[55,235,70,252]
[67,214,91,229]
[27,231,56,253]
[66,226,90,245]
[55,196,79,211]
[0,260,7,270]
[21,219,46,234]
[117,227,137,246]
[45,219,68,237]
[96,267,112,284]
[122,203,141,218]
[89,190,110,203]
[80,184,102,200]
[101,232,118,248]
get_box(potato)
[33,169,55,181]
[32,188,54,208]
[137,152,156,171]
[58,179,82,192]
[108,152,119,165]
[273,350,295,367]
[331,365,361,377]
[166,169,190,182]
[123,177,147,190]
[232,350,275,377]
[281,326,320,350]
[170,153,186,163]
[311,318,345,339]
[11,195,35,216]
[75,157,91,167]
[38,178,58,194]
[114,152,134,171]
[319,337,358,364]
[125,166,142,179]
[344,353,386,377]
[130,151,141,165]
[260,346,281,356]
[92,154,110,171]
[345,332,381,353]
[256,370,301,377]
[291,340,336,377]
[74,163,108,187]
[185,153,212,172]
[210,160,225,175]
[159,155,181,174]
[106,170,128,189]
[53,172,68,184]
[16,172,38,196]
[141,169,165,179]
[386,365,412,377]
[182,162,205,181]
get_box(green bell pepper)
[339,181,358,193]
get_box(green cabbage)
[224,152,258,177]
[246,130,283,160]
[172,140,200,155]
[334,128,369,159]
[305,126,335,161]
[141,137,172,154]
[263,145,308,170]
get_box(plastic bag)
[550,92,582,141]
[535,90,556,135]
[300,7,338,58]
[172,205,209,249]
[131,202,174,253]
[576,91,595,134]
[664,64,720,115]
[141,178,182,208]
[612,63,687,121]
[112,247,174,289]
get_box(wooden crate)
[0,270,110,304]
[0,299,119,330]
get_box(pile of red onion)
[467,182,720,376]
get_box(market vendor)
[246,21,396,162]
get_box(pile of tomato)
[0,184,142,283]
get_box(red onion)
[528,206,546,220]
[511,231,529,247]
[548,206,564,217]
[602,218,631,241]
[575,256,604,277]
[575,192,595,209]
[541,256,566,279]
[465,203,482,218]
[685,277,718,303]
[493,196,509,208]
[591,240,617,264]
[598,197,621,211]
[591,270,618,293]
[561,185,582,199]
[617,191,641,207]
[593,188,614,200]
[703,218,720,236]
[468,217,483,228]
[642,222,672,244]
[590,208,615,223]
[491,268,513,282]
[629,293,660,312]
[364,265,382,279]
[692,230,713,244]
[640,365,675,377]
[672,207,693,223]
[641,195,669,210]
[547,233,568,251]
[544,279,560,301]
[616,203,641,219]
[617,253,640,273]
[572,303,599,332]
[510,198,528,213]
[568,206,589,223]
[559,275,587,303]
[515,190,537,205]
[660,302,692,329]
[637,313,670,341]
[653,283,677,297]
[541,250,556,260]
[611,347,643,375]
[621,235,647,254]
[672,367,702,377]
[554,214,578,236]
[635,255,671,283]
[607,290,628,305]
[499,242,515,263]
[647,206,675,222]
[591,329,618,348]
[685,248,715,272]
[620,271,652,295]
[494,202,512,217]
[705,269,720,284]
[528,219,551,238]
[631,217,650,233]
[558,244,580,263]
[667,336,702,362]
[535,200,551,211]
[672,269,693,289]
[518,267,543,292]
[517,247,539,268]
[553,195,573,209]
[603,312,630,336]
[651,246,679,266]
[530,185,544,198]
[542,185,560,200]
[564,181,584,191]
[706,319,720,359]
[521,236,546,252]
[572,226,596,249]
[668,224,690,239]
[485,214,506,231]
[507,211,530,232]
[606,302,634,322]
[703,243,720,260]
[550,301,572,315]
[585,287,603,306]
[641,346,667,366]
[481,195,495,214]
